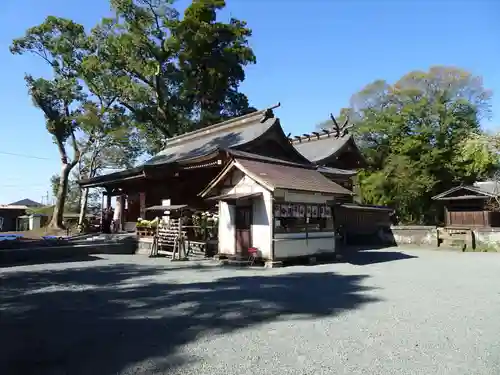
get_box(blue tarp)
[0,234,24,241]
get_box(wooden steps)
[437,227,474,251]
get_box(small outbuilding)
[199,155,353,265]
[432,181,500,227]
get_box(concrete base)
[265,260,283,268]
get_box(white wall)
[273,232,335,260]
[218,201,236,254]
[272,190,337,260]
[277,189,335,204]
[251,192,272,259]
[216,170,273,258]
[28,215,42,231]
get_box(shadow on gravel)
[0,263,380,375]
[0,254,103,268]
[344,250,417,266]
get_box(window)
[273,203,333,233]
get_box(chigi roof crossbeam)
[288,114,353,144]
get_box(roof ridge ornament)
[330,114,353,138]
[288,113,354,144]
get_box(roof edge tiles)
[78,166,145,188]
[164,103,280,147]
[292,134,357,164]
[145,104,282,167]
[431,184,498,200]
[235,158,354,195]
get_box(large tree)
[323,66,497,224]
[91,0,256,153]
[12,0,257,230]
[10,17,92,229]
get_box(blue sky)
[0,0,498,204]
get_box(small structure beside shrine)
[432,181,500,227]
[200,155,353,265]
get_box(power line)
[0,184,49,188]
[0,151,53,160]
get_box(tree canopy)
[11,0,256,229]
[323,66,498,224]
[89,0,257,153]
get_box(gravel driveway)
[2,248,500,375]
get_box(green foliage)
[472,244,498,252]
[27,205,56,216]
[136,218,159,229]
[460,132,500,176]
[50,169,102,213]
[331,66,497,224]
[11,17,92,229]
[12,1,256,227]
[10,17,88,145]
[50,174,83,213]
[90,0,256,153]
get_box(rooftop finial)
[330,114,353,137]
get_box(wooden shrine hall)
[78,104,391,260]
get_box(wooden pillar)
[139,192,146,219]
[106,189,112,209]
[113,195,124,232]
[100,191,105,232]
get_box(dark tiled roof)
[235,158,353,195]
[146,108,278,166]
[9,198,42,207]
[317,166,357,176]
[78,106,281,187]
[292,134,352,163]
[227,149,314,168]
[432,182,499,200]
[78,165,144,187]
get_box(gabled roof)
[0,205,28,210]
[317,166,357,176]
[432,184,498,201]
[146,105,283,166]
[200,157,353,198]
[291,133,364,166]
[78,103,315,188]
[225,149,312,168]
[78,165,145,189]
[9,198,42,207]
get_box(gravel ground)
[2,248,500,375]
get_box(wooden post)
[139,192,146,219]
[113,195,125,232]
[106,189,112,209]
[100,191,105,233]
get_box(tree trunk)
[48,164,71,230]
[78,188,89,227]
